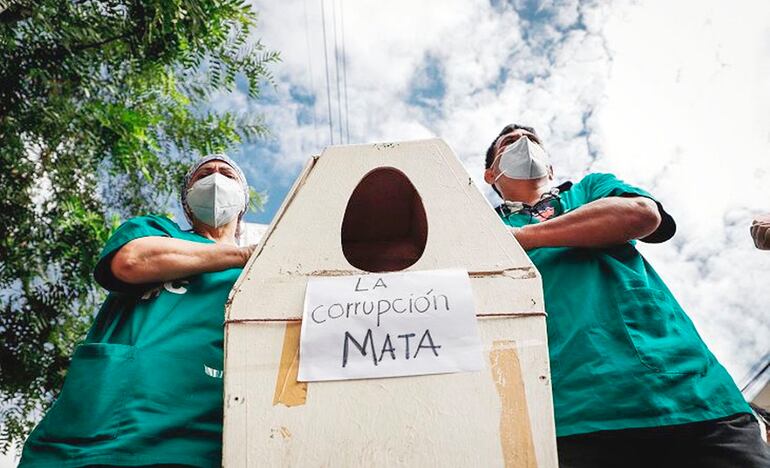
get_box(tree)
[0,0,278,451]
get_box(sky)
[224,0,770,384]
[3,0,770,464]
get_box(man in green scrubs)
[483,124,769,467]
[20,154,254,467]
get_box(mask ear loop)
[234,188,248,244]
[234,175,250,245]
[235,213,243,244]
[491,149,507,184]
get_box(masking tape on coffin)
[487,338,545,350]
[272,322,308,407]
[489,340,537,468]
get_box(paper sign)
[298,269,483,382]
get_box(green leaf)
[0,0,276,451]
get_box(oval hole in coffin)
[341,167,428,272]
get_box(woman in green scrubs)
[20,154,254,467]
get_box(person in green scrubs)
[483,124,770,468]
[20,154,255,467]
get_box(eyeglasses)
[499,188,562,222]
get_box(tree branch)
[0,3,34,25]
[68,31,135,54]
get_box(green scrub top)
[20,215,242,467]
[499,173,750,437]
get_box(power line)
[303,0,318,147]
[320,0,334,145]
[331,0,343,144]
[340,0,350,143]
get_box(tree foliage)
[0,0,278,451]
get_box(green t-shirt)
[499,173,750,437]
[20,215,242,467]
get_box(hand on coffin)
[240,244,258,263]
[751,213,770,250]
[509,227,535,251]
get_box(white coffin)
[224,139,557,467]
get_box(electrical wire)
[303,0,319,147]
[320,0,334,145]
[331,0,343,144]
[340,0,350,143]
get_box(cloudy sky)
[223,0,770,385]
[5,0,770,464]
[6,0,770,466]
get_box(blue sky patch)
[407,54,446,115]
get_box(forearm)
[515,197,661,249]
[111,237,250,284]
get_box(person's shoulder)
[119,214,184,236]
[573,172,631,194]
[577,172,620,185]
[134,213,181,227]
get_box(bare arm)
[110,236,255,285]
[513,196,662,250]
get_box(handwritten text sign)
[298,269,483,382]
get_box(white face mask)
[494,136,550,181]
[186,173,246,228]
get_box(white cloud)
[595,0,770,381]
[240,0,769,382]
